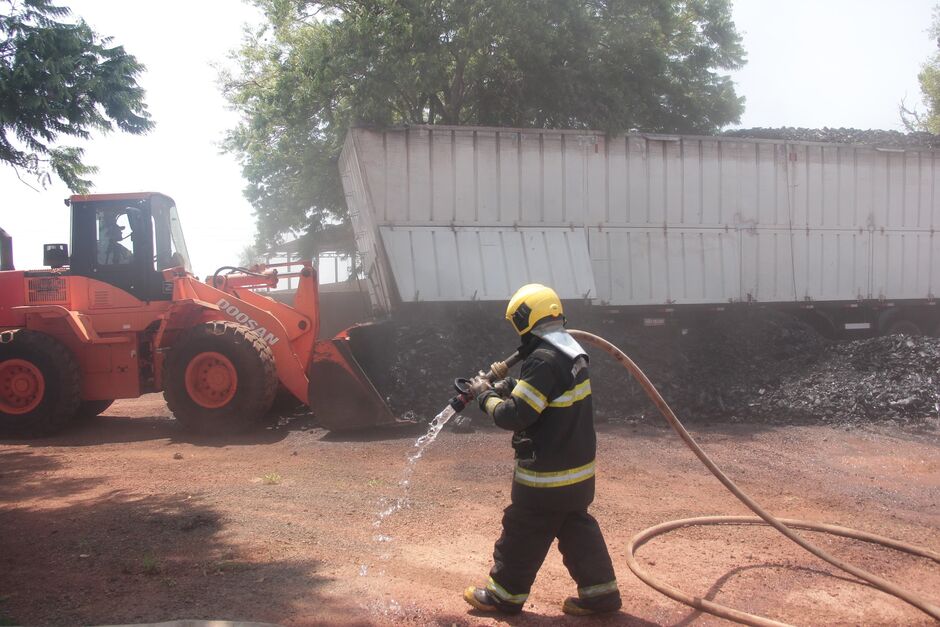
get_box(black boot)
[463,586,523,614]
[562,591,622,616]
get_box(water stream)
[409,404,457,462]
[362,405,457,578]
[370,404,457,534]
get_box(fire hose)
[566,329,940,626]
[454,331,940,625]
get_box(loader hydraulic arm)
[157,263,319,406]
[157,260,395,431]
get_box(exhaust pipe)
[0,228,13,270]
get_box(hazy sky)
[732,0,935,129]
[1,0,937,276]
[1,0,263,277]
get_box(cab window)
[96,209,135,265]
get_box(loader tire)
[0,330,81,438]
[75,399,114,420]
[164,321,277,434]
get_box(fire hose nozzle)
[449,394,471,412]
[450,378,475,412]
[489,361,509,380]
[448,350,523,413]
[450,373,495,410]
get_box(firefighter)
[463,284,621,616]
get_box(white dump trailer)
[340,125,940,336]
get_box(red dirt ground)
[1,395,938,626]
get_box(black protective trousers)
[489,503,618,599]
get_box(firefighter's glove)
[493,377,517,399]
[477,389,502,416]
[468,374,492,398]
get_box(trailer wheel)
[75,399,114,420]
[164,321,277,434]
[886,319,923,337]
[0,330,81,438]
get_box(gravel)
[722,127,940,149]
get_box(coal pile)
[582,309,830,423]
[756,335,940,426]
[591,312,940,427]
[356,305,940,428]
[348,302,519,421]
[722,127,940,150]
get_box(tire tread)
[163,321,277,433]
[0,329,81,438]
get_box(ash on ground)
[352,304,940,429]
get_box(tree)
[223,0,745,250]
[0,0,152,192]
[902,4,940,133]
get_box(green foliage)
[238,242,265,266]
[223,0,745,247]
[0,0,153,192]
[902,4,940,133]
[917,64,940,134]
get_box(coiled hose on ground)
[568,329,940,626]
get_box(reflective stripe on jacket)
[484,337,597,511]
[514,460,596,488]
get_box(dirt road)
[1,396,938,626]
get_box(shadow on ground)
[670,562,870,627]
[424,609,660,626]
[0,449,346,626]
[0,408,321,449]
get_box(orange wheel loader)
[0,192,396,437]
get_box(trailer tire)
[797,310,837,339]
[885,319,923,337]
[0,330,81,438]
[164,321,278,434]
[75,399,114,420]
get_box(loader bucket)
[307,323,398,431]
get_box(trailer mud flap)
[307,325,397,431]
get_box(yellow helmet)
[506,284,563,335]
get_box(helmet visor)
[511,302,532,334]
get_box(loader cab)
[66,193,192,301]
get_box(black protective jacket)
[481,335,596,512]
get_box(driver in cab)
[97,219,133,265]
